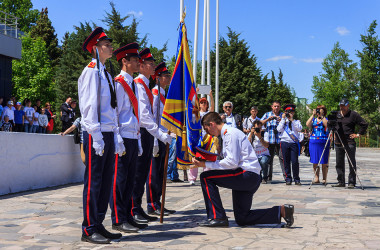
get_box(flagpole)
[215,0,219,113]
[200,0,207,97]
[206,0,211,104]
[193,0,199,85]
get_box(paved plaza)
[0,148,379,249]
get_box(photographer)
[248,120,270,183]
[331,98,368,188]
[306,105,329,184]
[260,101,285,182]
[277,104,303,185]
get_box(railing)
[0,10,20,39]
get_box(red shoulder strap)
[134,78,154,112]
[152,88,166,105]
[115,76,139,122]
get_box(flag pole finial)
[181,7,187,23]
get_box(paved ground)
[0,148,379,249]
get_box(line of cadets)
[78,27,174,244]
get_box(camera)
[316,108,320,115]
[285,110,291,118]
[327,110,342,130]
[254,128,261,133]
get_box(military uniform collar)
[137,74,149,84]
[120,70,133,82]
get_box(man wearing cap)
[332,98,368,188]
[131,48,172,224]
[192,112,294,228]
[146,62,176,216]
[260,101,285,182]
[78,27,125,244]
[243,106,260,134]
[277,104,303,185]
[2,101,15,128]
[109,42,146,233]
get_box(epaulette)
[152,88,159,95]
[88,62,96,68]
[223,130,228,135]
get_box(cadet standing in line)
[131,48,172,224]
[79,27,125,244]
[146,62,176,216]
[192,112,294,228]
[109,43,147,233]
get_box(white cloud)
[299,58,324,63]
[128,11,143,18]
[336,26,350,36]
[266,55,294,62]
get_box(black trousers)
[109,138,138,224]
[280,142,300,183]
[268,143,285,180]
[146,140,167,212]
[132,128,154,215]
[200,168,281,226]
[82,131,114,236]
[335,143,357,185]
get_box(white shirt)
[249,131,270,157]
[152,85,167,133]
[38,114,48,127]
[78,59,118,142]
[2,106,14,121]
[115,71,140,139]
[33,112,39,126]
[225,113,237,128]
[205,124,261,175]
[277,118,303,143]
[135,74,168,143]
[24,107,35,124]
[243,116,260,131]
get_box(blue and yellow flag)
[161,22,202,169]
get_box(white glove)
[153,144,159,157]
[138,139,143,156]
[161,132,173,145]
[114,134,125,157]
[93,139,105,156]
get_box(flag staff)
[193,0,199,85]
[206,0,211,104]
[200,0,207,97]
[215,0,220,113]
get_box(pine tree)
[311,42,359,113]
[0,0,39,32]
[266,69,294,108]
[12,34,55,104]
[356,20,380,133]
[30,7,61,67]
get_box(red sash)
[152,88,166,105]
[134,77,153,112]
[115,76,139,122]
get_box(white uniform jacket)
[276,118,303,143]
[205,124,261,175]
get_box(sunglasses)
[224,106,232,109]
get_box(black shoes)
[347,183,355,189]
[332,183,345,187]
[283,204,294,228]
[112,222,139,233]
[149,209,169,216]
[128,218,148,229]
[133,214,149,224]
[198,218,229,227]
[164,208,176,214]
[286,182,292,185]
[81,232,111,244]
[295,182,301,186]
[97,226,122,239]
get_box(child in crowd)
[23,100,34,133]
[13,102,25,132]
[32,105,39,133]
[1,115,13,132]
[38,108,48,133]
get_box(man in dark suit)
[61,97,73,132]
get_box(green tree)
[357,20,380,132]
[12,33,55,104]
[30,7,61,67]
[311,42,359,113]
[266,69,295,109]
[210,27,268,116]
[0,0,39,32]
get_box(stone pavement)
[0,148,379,249]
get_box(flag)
[161,22,202,169]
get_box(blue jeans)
[24,123,32,133]
[39,126,47,133]
[258,155,270,181]
[167,137,179,180]
[32,125,39,133]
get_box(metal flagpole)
[206,0,211,103]
[193,0,199,84]
[180,0,184,20]
[200,0,207,97]
[215,0,219,113]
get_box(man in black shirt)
[332,98,368,189]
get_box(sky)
[32,0,380,103]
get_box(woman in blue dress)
[306,105,330,184]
